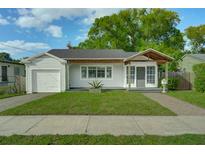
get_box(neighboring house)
[180,54,205,73]
[22,48,173,93]
[0,60,25,85]
[180,54,205,89]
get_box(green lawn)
[0,91,175,115]
[168,90,205,109]
[0,93,22,99]
[0,134,205,145]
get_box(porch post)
[128,63,131,89]
[165,62,168,81]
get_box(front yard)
[168,90,205,109]
[0,91,175,115]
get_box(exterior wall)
[180,55,203,73]
[69,63,125,88]
[26,55,66,93]
[124,61,158,88]
[0,62,25,82]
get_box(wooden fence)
[160,71,193,90]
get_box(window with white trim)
[81,67,87,78]
[88,67,97,78]
[81,66,112,79]
[126,66,135,84]
[97,67,105,78]
[106,66,112,78]
[147,66,155,84]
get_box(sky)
[0,8,204,59]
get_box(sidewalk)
[144,93,205,115]
[0,115,205,136]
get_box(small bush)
[193,63,205,92]
[167,78,179,90]
[88,80,103,89]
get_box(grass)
[168,90,205,109]
[0,93,22,99]
[0,85,24,99]
[0,134,205,144]
[0,91,175,115]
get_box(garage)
[32,69,61,92]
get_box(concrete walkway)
[0,93,53,112]
[0,115,205,136]
[144,93,205,115]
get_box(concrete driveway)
[0,115,205,136]
[0,93,54,112]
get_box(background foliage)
[193,63,205,93]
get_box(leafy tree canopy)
[185,24,205,53]
[0,52,20,62]
[0,52,13,61]
[78,9,185,71]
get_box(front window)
[81,66,112,79]
[106,67,112,78]
[147,66,155,84]
[126,66,135,84]
[88,67,97,78]
[81,67,87,78]
[97,67,105,78]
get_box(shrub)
[88,80,103,89]
[193,63,205,92]
[167,78,179,90]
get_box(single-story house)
[0,60,25,85]
[180,54,205,73]
[180,54,205,89]
[22,48,173,93]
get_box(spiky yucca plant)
[88,80,103,89]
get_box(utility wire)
[0,42,38,54]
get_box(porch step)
[128,88,162,93]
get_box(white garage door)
[32,70,60,92]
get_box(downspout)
[65,61,70,90]
[128,63,131,90]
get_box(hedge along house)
[22,48,173,93]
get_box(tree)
[78,9,185,70]
[0,52,13,61]
[185,24,205,53]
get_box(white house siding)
[0,62,25,82]
[26,55,66,93]
[69,63,125,88]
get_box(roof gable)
[124,48,174,64]
[21,52,67,64]
[188,54,205,61]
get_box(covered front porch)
[124,49,173,90]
